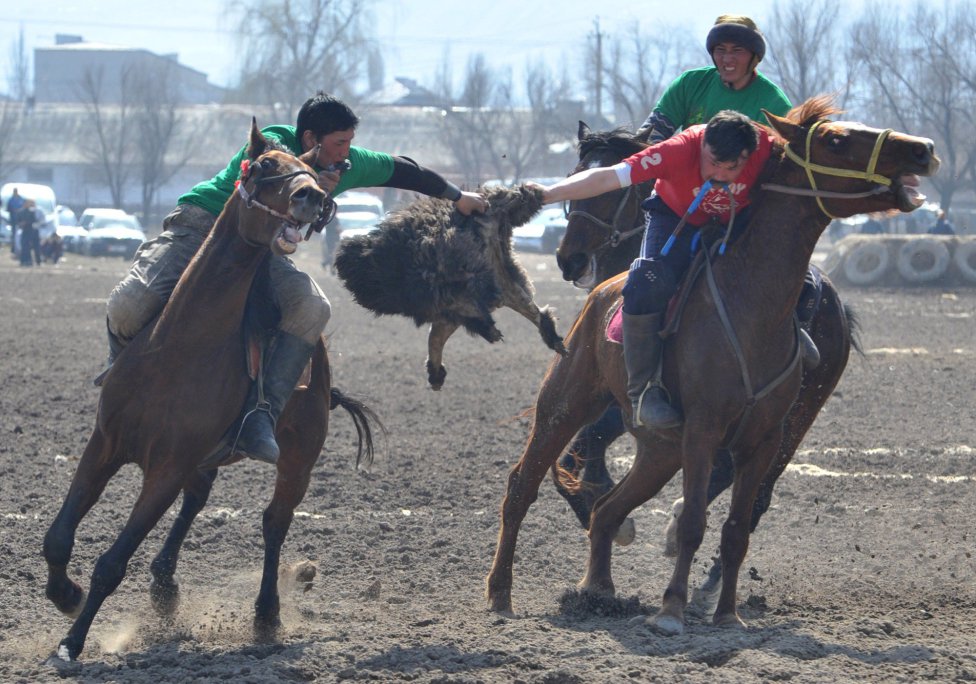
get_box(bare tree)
[129,64,209,222]
[0,101,24,181]
[849,2,976,211]
[438,56,570,184]
[595,22,697,129]
[229,0,378,116]
[765,0,855,106]
[7,26,31,102]
[77,67,134,208]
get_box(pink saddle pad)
[606,305,624,344]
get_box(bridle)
[761,120,893,219]
[565,179,649,251]
[236,161,335,237]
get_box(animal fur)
[334,184,566,388]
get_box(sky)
[2,0,913,95]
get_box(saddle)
[606,230,824,344]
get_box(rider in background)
[638,14,791,142]
[556,16,797,475]
[104,92,487,466]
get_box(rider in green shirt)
[638,15,792,142]
[105,93,487,466]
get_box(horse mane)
[578,127,647,161]
[784,94,844,127]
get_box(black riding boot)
[623,311,682,429]
[235,332,315,464]
[798,327,820,370]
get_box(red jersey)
[618,124,772,226]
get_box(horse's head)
[764,96,940,220]
[556,122,649,289]
[236,119,328,255]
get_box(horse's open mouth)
[273,223,303,255]
[893,173,925,212]
[572,254,599,290]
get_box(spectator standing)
[6,188,24,256]
[17,199,43,267]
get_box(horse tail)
[329,387,383,469]
[843,303,865,358]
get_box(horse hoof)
[613,517,636,546]
[662,497,683,557]
[713,612,747,630]
[253,615,282,643]
[651,613,685,635]
[150,579,180,616]
[487,594,514,615]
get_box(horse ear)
[578,121,590,142]
[299,144,320,167]
[763,109,801,143]
[247,117,270,160]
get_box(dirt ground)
[1,241,975,683]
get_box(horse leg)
[149,468,220,616]
[654,429,724,635]
[712,432,783,629]
[425,319,458,390]
[581,439,680,598]
[56,468,186,662]
[486,368,604,614]
[553,404,626,530]
[253,399,324,639]
[44,430,121,618]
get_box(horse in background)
[44,122,377,661]
[487,97,939,632]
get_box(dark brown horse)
[487,97,939,631]
[550,122,859,593]
[43,122,377,661]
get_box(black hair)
[296,91,360,141]
[703,110,759,161]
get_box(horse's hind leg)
[149,468,220,616]
[57,468,186,661]
[44,429,121,618]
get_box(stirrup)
[634,384,682,429]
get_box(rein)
[566,182,648,251]
[762,121,893,220]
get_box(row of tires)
[824,235,976,286]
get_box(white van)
[1,182,59,246]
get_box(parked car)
[322,192,384,267]
[1,182,59,249]
[77,208,146,259]
[512,207,569,253]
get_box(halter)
[762,121,893,219]
[236,168,319,226]
[565,182,648,251]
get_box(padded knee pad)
[622,258,677,315]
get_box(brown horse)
[550,122,860,594]
[43,122,377,661]
[487,97,939,632]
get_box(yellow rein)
[782,121,893,219]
